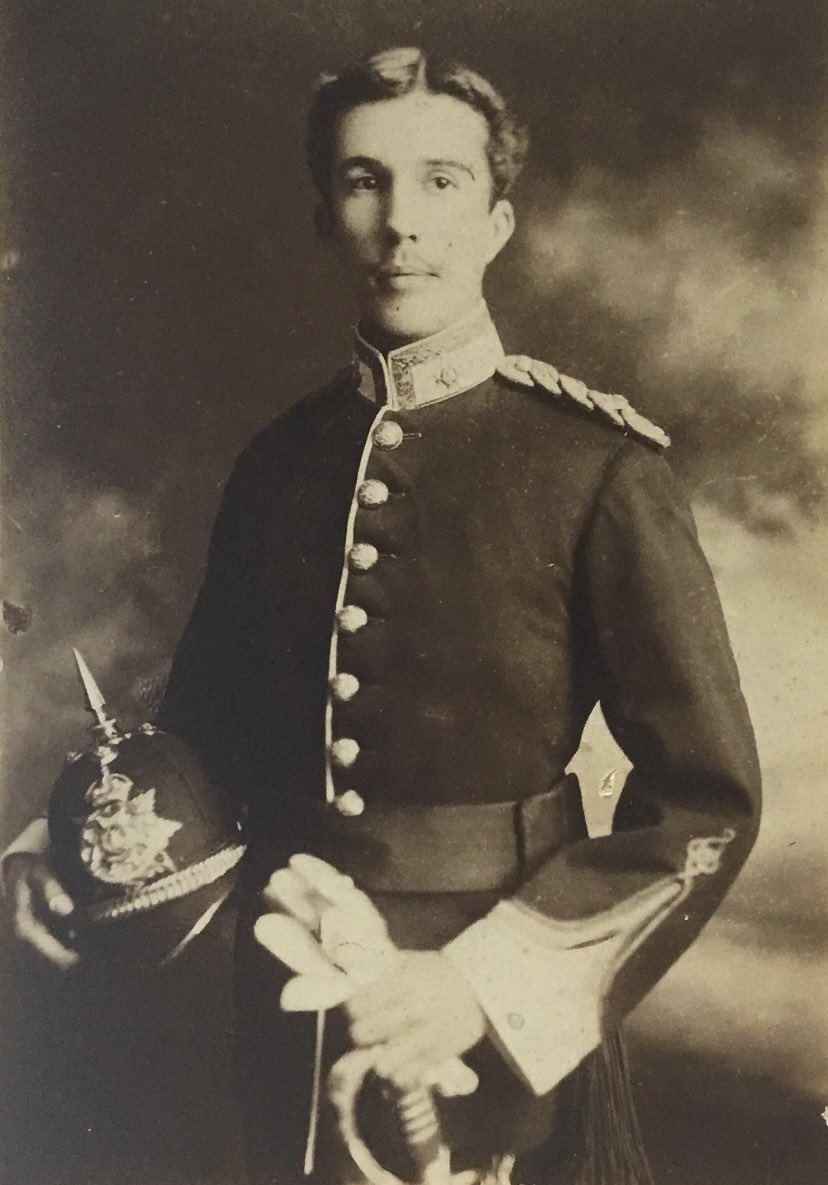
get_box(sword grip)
[391,1083,446,1183]
[327,1048,452,1185]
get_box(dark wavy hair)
[306,46,529,206]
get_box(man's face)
[321,90,515,343]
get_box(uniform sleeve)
[445,441,761,1095]
[1,817,50,895]
[156,451,267,820]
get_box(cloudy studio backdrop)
[1,3,826,1183]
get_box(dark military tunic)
[158,303,761,1184]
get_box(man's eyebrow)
[338,155,477,181]
[339,156,385,173]
[424,158,477,181]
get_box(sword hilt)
[326,1048,451,1185]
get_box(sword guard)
[326,1048,451,1185]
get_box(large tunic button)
[330,672,360,702]
[357,479,390,508]
[337,604,368,633]
[333,790,365,817]
[372,420,404,450]
[348,542,379,572]
[330,737,360,767]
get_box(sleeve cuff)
[443,900,606,1095]
[443,866,692,1096]
[443,828,738,1096]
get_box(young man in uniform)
[5,47,761,1185]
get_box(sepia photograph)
[1,3,826,1184]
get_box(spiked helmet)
[47,651,245,964]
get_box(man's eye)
[349,175,378,192]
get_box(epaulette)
[496,354,671,450]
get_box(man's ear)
[314,202,335,241]
[485,199,516,263]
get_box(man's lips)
[373,259,437,278]
[373,266,438,290]
[378,266,435,276]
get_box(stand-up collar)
[353,302,504,410]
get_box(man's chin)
[365,296,471,345]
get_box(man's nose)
[382,181,422,243]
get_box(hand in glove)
[255,854,479,1096]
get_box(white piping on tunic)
[303,1008,326,1177]
[308,392,394,1175]
[324,402,390,803]
[313,327,504,1167]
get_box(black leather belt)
[315,774,587,894]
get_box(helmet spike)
[73,648,120,741]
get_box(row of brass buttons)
[328,415,403,815]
